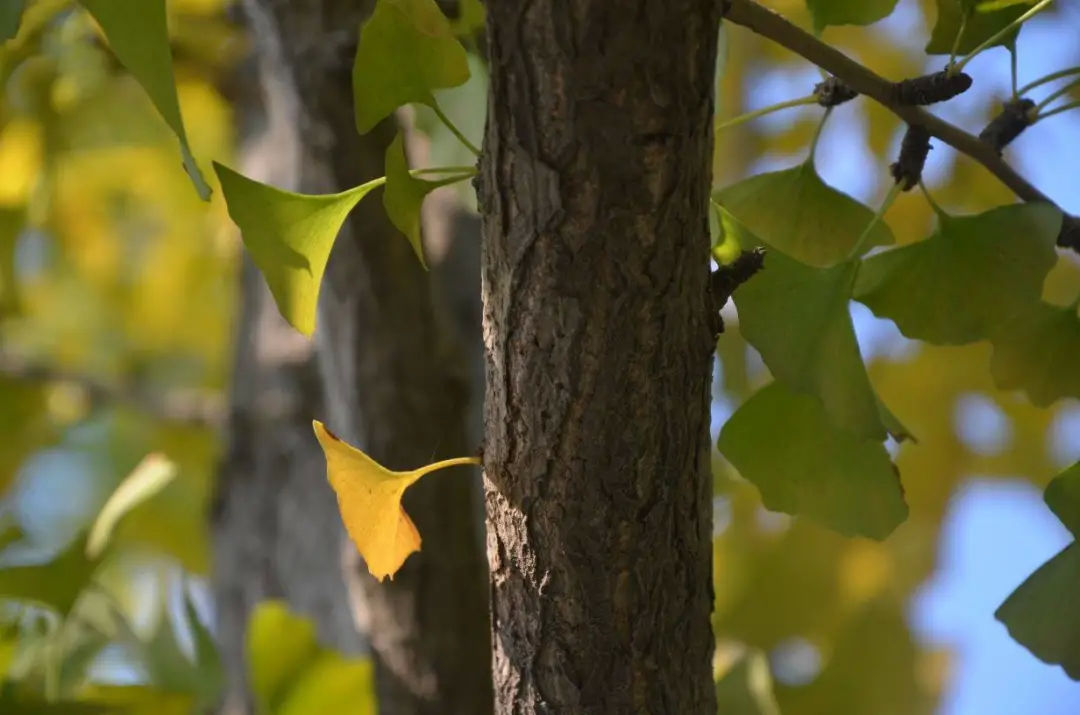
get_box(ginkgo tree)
[2,0,1080,711]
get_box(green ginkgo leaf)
[1046,462,1080,538]
[718,382,908,540]
[805,0,899,31]
[715,161,893,267]
[214,163,381,336]
[733,251,899,441]
[856,203,1061,345]
[79,0,211,199]
[247,600,376,715]
[0,0,25,41]
[996,543,1080,680]
[353,0,470,134]
[383,133,473,269]
[926,0,1026,54]
[989,300,1080,406]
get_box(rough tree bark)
[479,1,721,711]
[212,2,492,712]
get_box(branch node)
[979,98,1036,154]
[814,77,858,107]
[890,124,932,191]
[892,70,973,106]
[710,248,766,335]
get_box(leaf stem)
[412,455,483,479]
[1018,66,1080,96]
[1010,44,1018,99]
[1034,76,1080,113]
[715,95,818,132]
[953,0,1054,75]
[919,180,949,220]
[809,106,833,162]
[413,166,477,176]
[1034,99,1080,122]
[848,182,901,260]
[430,101,481,157]
[948,10,969,69]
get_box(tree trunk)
[212,2,492,712]
[479,2,721,712]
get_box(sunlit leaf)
[996,543,1080,680]
[352,0,469,134]
[989,300,1080,406]
[714,649,781,715]
[926,0,1026,54]
[247,600,375,715]
[805,0,899,30]
[78,0,211,199]
[1045,462,1080,538]
[0,0,25,42]
[214,163,381,336]
[715,161,893,267]
[383,133,472,268]
[0,687,115,714]
[71,686,194,715]
[855,203,1061,345]
[248,600,321,714]
[312,420,479,581]
[0,535,98,613]
[718,382,908,539]
[734,251,899,441]
[86,453,178,559]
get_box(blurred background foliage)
[0,0,1076,712]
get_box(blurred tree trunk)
[478,1,720,711]
[211,2,491,713]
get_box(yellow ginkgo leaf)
[312,420,480,581]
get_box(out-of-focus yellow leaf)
[86,452,178,559]
[78,0,211,198]
[714,648,781,715]
[312,420,479,580]
[0,120,42,205]
[215,163,381,336]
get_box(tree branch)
[723,0,1080,253]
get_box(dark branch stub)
[814,76,858,107]
[710,248,766,335]
[980,98,1036,154]
[893,70,973,106]
[891,124,932,191]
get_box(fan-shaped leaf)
[734,251,901,441]
[715,161,893,267]
[855,203,1061,345]
[78,0,210,199]
[214,163,380,336]
[989,300,1080,406]
[353,0,469,134]
[996,543,1080,680]
[718,382,908,540]
[313,420,479,581]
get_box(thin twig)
[722,0,1078,252]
